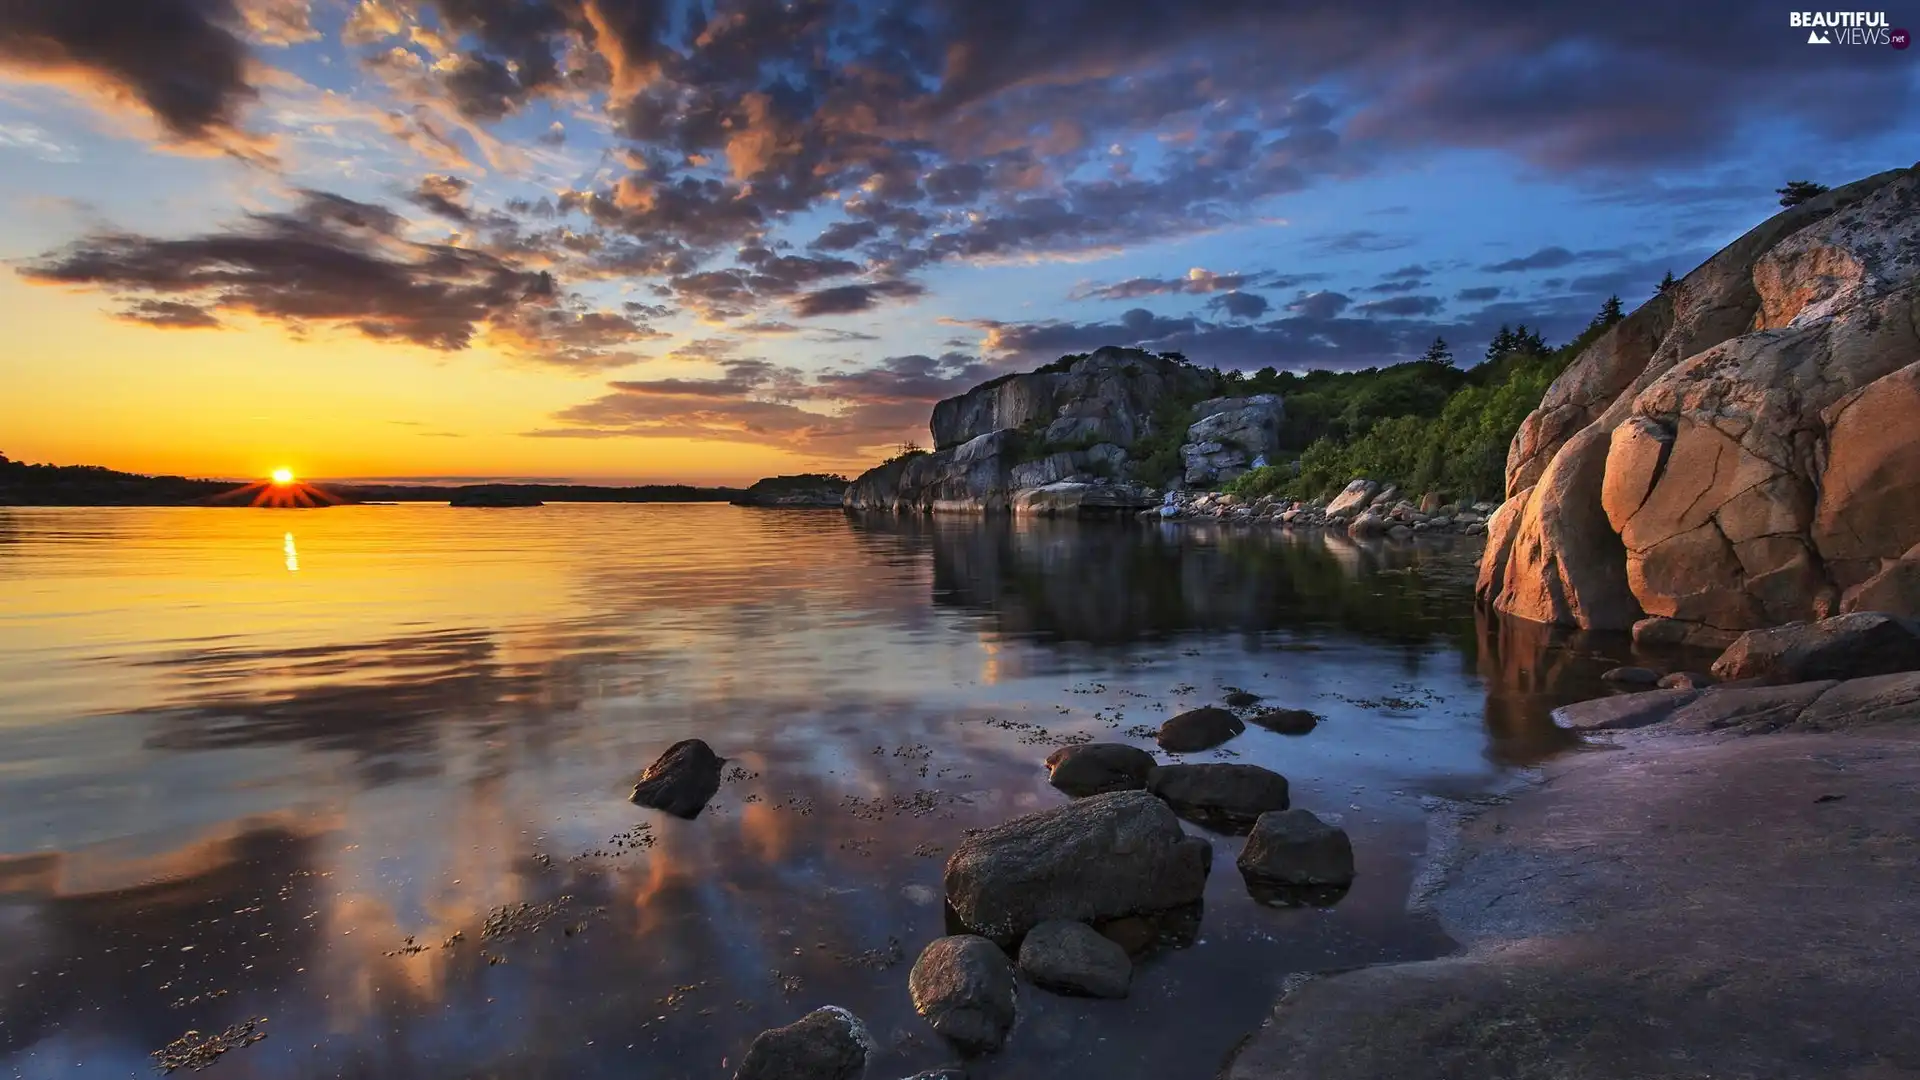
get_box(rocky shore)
[1224,621,1920,1079]
[1149,479,1497,539]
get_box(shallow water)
[0,505,1645,1079]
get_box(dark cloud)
[809,221,881,252]
[1071,268,1255,302]
[1207,291,1270,320]
[1382,263,1429,279]
[20,190,654,370]
[1456,285,1504,301]
[791,280,924,317]
[1363,278,1427,294]
[1354,295,1444,317]
[408,174,474,221]
[1308,230,1417,255]
[1482,246,1574,272]
[0,0,261,150]
[117,299,222,328]
[1287,290,1352,320]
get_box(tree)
[1776,180,1829,208]
[1592,294,1625,329]
[1421,336,1455,367]
[1485,324,1517,362]
[1656,270,1677,296]
[1512,324,1548,355]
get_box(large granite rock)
[1010,480,1158,516]
[1181,395,1285,486]
[909,936,1017,1055]
[1709,612,1920,683]
[731,474,849,508]
[929,347,1211,451]
[1324,479,1378,518]
[844,430,1021,513]
[1043,743,1156,797]
[1479,163,1920,635]
[735,1007,871,1080]
[1155,706,1244,752]
[1236,809,1354,887]
[943,790,1212,943]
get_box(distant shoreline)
[0,460,747,507]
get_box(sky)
[0,0,1915,485]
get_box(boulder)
[1419,491,1444,513]
[1664,680,1838,734]
[1710,612,1920,683]
[1147,763,1290,832]
[1237,809,1355,887]
[1222,690,1261,708]
[942,790,1212,943]
[1180,395,1285,486]
[1015,920,1131,999]
[1155,706,1245,752]
[735,1007,871,1080]
[1657,671,1717,691]
[1324,479,1377,518]
[1551,688,1700,731]
[1247,708,1320,735]
[1043,743,1156,798]
[630,739,723,818]
[1010,480,1158,517]
[1842,542,1920,615]
[1793,671,1920,729]
[908,936,1017,1055]
[1601,666,1661,686]
[1479,165,1920,637]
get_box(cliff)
[1478,161,1920,643]
[848,347,1286,514]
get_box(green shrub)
[1223,465,1288,499]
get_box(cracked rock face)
[1480,163,1920,634]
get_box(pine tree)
[1656,271,1677,296]
[1421,336,1454,367]
[1598,294,1624,325]
[1776,180,1829,208]
[1485,324,1516,362]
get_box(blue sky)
[1,0,1915,480]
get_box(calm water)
[0,505,1642,1079]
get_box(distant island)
[0,454,745,507]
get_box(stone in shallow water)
[1551,688,1700,731]
[1043,743,1156,797]
[1247,708,1320,735]
[1237,809,1355,887]
[1658,670,1717,690]
[1156,706,1245,752]
[630,738,723,818]
[909,935,1017,1055]
[943,790,1212,943]
[1711,612,1920,683]
[1147,763,1290,833]
[1016,919,1132,999]
[1602,666,1661,686]
[1223,690,1262,708]
[734,1006,871,1080]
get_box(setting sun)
[271,468,295,486]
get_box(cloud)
[1354,295,1444,317]
[1482,245,1627,272]
[1456,285,1503,301]
[1287,290,1352,320]
[790,280,924,318]
[1308,230,1416,255]
[20,189,656,370]
[0,0,267,154]
[407,174,473,221]
[1207,291,1270,320]
[117,299,222,328]
[1070,267,1255,302]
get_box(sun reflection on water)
[283,531,299,573]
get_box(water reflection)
[0,507,1630,1079]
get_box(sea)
[0,503,1630,1079]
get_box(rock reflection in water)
[0,506,1619,1079]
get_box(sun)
[271,468,295,486]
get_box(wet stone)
[1016,920,1131,999]
[1237,809,1355,888]
[1156,707,1245,752]
[1043,743,1156,797]
[1602,666,1661,686]
[1247,708,1320,735]
[909,935,1018,1056]
[631,738,724,819]
[1148,763,1290,833]
[734,1007,871,1080]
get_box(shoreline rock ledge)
[1476,161,1920,643]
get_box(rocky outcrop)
[942,790,1212,944]
[731,474,849,508]
[843,430,1021,514]
[929,347,1212,451]
[1010,480,1159,516]
[1709,611,1920,683]
[1181,395,1285,486]
[1479,163,1920,636]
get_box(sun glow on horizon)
[271,468,295,485]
